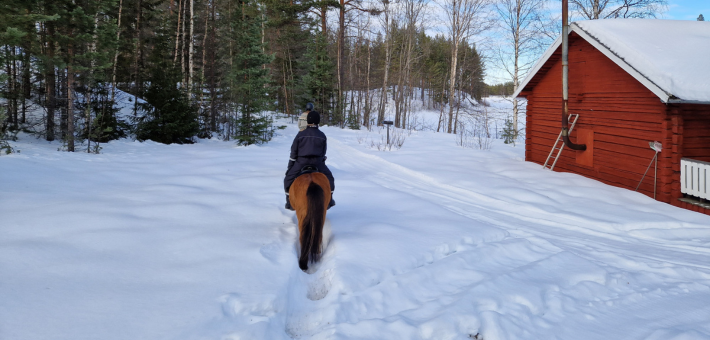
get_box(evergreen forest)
[0,0,666,149]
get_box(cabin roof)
[514,19,710,104]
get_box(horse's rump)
[289,173,331,271]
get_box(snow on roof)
[514,19,710,104]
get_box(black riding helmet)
[307,111,320,125]
[306,102,314,111]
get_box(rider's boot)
[328,192,336,210]
[285,194,294,211]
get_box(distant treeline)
[484,82,515,97]
[0,0,486,149]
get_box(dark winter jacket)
[289,126,327,164]
[284,126,334,192]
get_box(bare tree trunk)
[337,0,346,122]
[288,47,296,116]
[188,0,194,95]
[394,41,405,128]
[364,37,371,128]
[454,45,467,135]
[46,23,56,141]
[209,0,217,131]
[111,0,124,103]
[420,78,424,102]
[181,0,187,85]
[21,44,30,124]
[355,26,363,126]
[4,48,11,127]
[60,69,67,138]
[378,0,391,125]
[133,0,142,116]
[225,0,233,141]
[86,15,99,152]
[495,0,546,139]
[8,47,18,129]
[513,47,519,137]
[174,0,183,63]
[447,40,459,134]
[321,5,327,35]
[199,1,209,118]
[67,44,75,152]
[442,0,489,133]
[437,71,448,132]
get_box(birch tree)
[570,0,666,19]
[440,0,490,133]
[336,0,377,123]
[377,0,393,125]
[187,0,194,95]
[398,0,426,129]
[494,0,546,140]
[111,0,124,104]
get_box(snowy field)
[2,106,710,340]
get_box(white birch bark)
[188,0,194,95]
[440,0,490,133]
[111,0,124,103]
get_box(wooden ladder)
[543,114,579,171]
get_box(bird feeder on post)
[382,120,393,145]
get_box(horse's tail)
[299,181,324,271]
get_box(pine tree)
[135,37,199,145]
[501,118,517,145]
[699,14,705,21]
[228,0,274,146]
[262,0,314,117]
[0,102,18,154]
[302,28,336,124]
[0,0,53,132]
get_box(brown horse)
[289,172,332,271]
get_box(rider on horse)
[284,106,335,211]
[298,103,313,131]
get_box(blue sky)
[483,0,708,84]
[664,0,709,20]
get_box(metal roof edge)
[667,99,710,105]
[512,35,562,98]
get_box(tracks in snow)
[218,137,710,340]
[328,139,710,277]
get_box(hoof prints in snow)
[221,292,280,323]
[4,116,710,340]
[307,269,332,301]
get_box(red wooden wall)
[523,33,710,215]
[524,34,671,202]
[668,104,710,214]
[680,104,710,162]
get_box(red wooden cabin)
[514,19,710,215]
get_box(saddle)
[299,165,319,175]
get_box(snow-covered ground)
[2,113,710,340]
[351,91,526,146]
